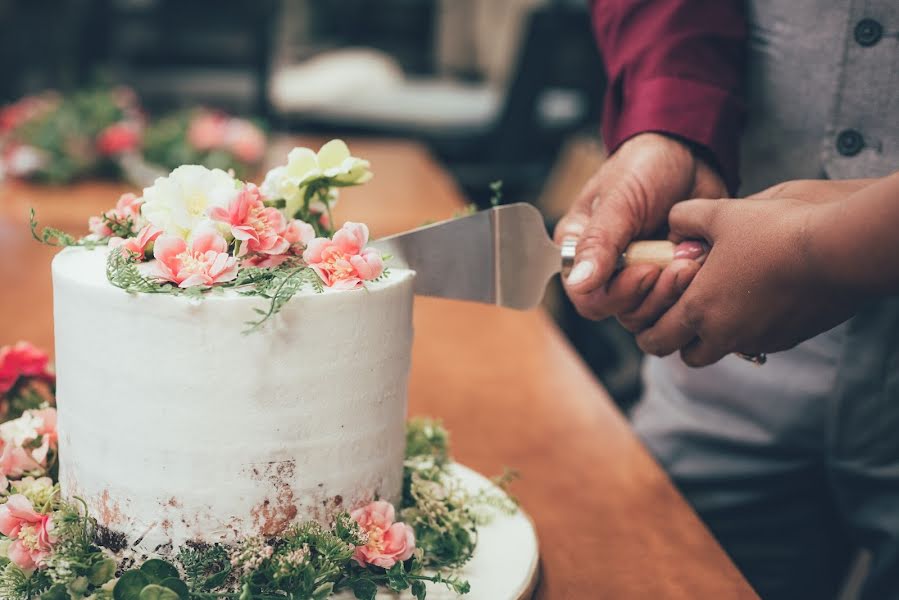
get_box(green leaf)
[138,584,181,600]
[312,582,335,600]
[411,580,427,600]
[89,558,118,585]
[139,559,179,583]
[352,579,378,600]
[386,562,410,591]
[200,566,231,589]
[40,584,69,600]
[113,570,150,600]
[159,577,190,599]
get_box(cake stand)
[334,464,540,600]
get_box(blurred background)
[0,0,647,409]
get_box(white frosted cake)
[53,247,414,553]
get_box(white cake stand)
[334,464,540,600]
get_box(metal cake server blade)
[370,203,676,311]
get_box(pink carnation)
[302,222,384,290]
[0,494,55,571]
[350,500,416,569]
[0,342,53,395]
[96,122,141,156]
[208,184,290,257]
[148,232,238,288]
[109,224,162,261]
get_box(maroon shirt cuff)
[592,0,747,194]
[602,76,745,194]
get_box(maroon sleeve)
[592,0,748,193]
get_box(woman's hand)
[635,178,879,366]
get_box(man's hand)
[636,178,877,367]
[554,133,727,328]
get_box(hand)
[636,178,874,367]
[554,133,727,329]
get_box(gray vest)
[739,0,898,194]
[645,0,899,442]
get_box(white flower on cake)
[0,411,41,446]
[261,139,372,219]
[141,164,239,241]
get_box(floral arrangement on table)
[0,87,143,184]
[31,139,388,332]
[140,108,267,180]
[0,88,268,186]
[0,341,517,600]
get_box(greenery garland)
[0,419,516,600]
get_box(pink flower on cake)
[350,500,415,568]
[0,494,55,571]
[109,224,163,261]
[284,219,315,251]
[149,232,238,288]
[88,193,145,238]
[303,222,384,289]
[0,442,40,479]
[96,122,141,156]
[0,342,54,395]
[208,184,290,257]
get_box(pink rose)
[0,342,53,395]
[350,501,415,569]
[148,232,239,288]
[109,224,162,261]
[96,122,141,156]
[0,494,55,571]
[224,119,266,163]
[208,184,290,257]
[187,112,228,150]
[302,222,384,290]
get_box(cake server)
[370,202,677,311]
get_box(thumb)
[565,195,638,291]
[668,199,723,243]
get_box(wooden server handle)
[619,240,676,269]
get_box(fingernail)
[674,241,707,260]
[638,271,657,295]
[674,269,691,292]
[566,260,595,286]
[563,222,585,237]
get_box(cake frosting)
[52,246,415,554]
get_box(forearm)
[592,0,747,192]
[811,171,899,295]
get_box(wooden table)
[0,138,757,599]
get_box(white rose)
[140,165,239,240]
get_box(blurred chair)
[81,0,278,114]
[270,0,604,203]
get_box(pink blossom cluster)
[187,110,266,164]
[95,183,384,291]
